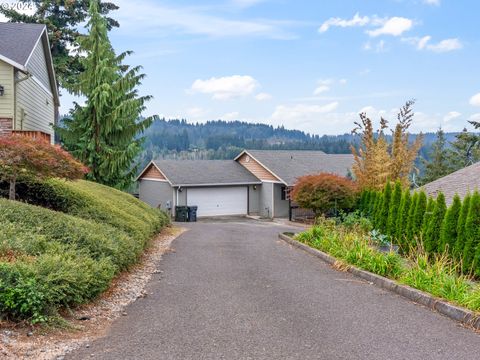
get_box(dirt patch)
[0,226,187,359]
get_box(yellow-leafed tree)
[352,100,423,190]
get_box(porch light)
[0,85,4,96]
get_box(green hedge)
[0,180,169,323]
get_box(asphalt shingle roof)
[245,150,354,186]
[421,161,480,205]
[153,160,262,186]
[0,22,45,67]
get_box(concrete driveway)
[68,219,480,360]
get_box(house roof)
[421,161,480,205]
[152,160,262,187]
[0,22,59,106]
[0,22,46,68]
[238,150,354,186]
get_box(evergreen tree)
[406,192,419,248]
[396,190,411,248]
[454,193,471,260]
[364,190,372,214]
[422,197,435,236]
[373,192,383,227]
[378,182,392,232]
[59,1,153,189]
[0,0,119,87]
[447,128,480,171]
[424,193,447,254]
[439,194,462,254]
[419,128,452,185]
[462,191,480,271]
[368,191,378,216]
[387,181,402,237]
[411,191,427,243]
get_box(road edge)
[278,232,480,330]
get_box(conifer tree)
[396,190,411,247]
[364,190,372,214]
[411,191,427,243]
[368,191,378,216]
[387,181,402,237]
[419,129,452,185]
[424,193,447,254]
[59,0,153,189]
[378,182,392,232]
[422,197,435,236]
[462,191,480,271]
[406,192,419,248]
[373,192,383,227]
[454,193,471,260]
[439,194,461,254]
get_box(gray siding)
[177,188,187,206]
[248,185,260,215]
[274,184,289,218]
[0,60,14,118]
[259,182,274,218]
[25,37,51,90]
[139,180,174,215]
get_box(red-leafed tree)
[0,135,88,200]
[291,173,359,216]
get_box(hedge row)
[0,180,169,323]
[358,183,480,276]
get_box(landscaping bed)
[0,180,170,324]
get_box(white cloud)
[190,75,258,100]
[366,17,413,37]
[114,0,295,39]
[427,38,463,52]
[339,79,348,85]
[469,113,480,122]
[255,92,272,101]
[363,40,387,52]
[424,0,440,5]
[222,111,240,120]
[470,93,480,107]
[271,102,339,123]
[186,107,207,118]
[319,13,370,33]
[313,85,330,95]
[443,111,461,122]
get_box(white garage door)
[187,186,247,217]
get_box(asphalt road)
[68,219,480,360]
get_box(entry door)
[187,186,247,217]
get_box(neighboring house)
[421,161,480,205]
[0,22,59,142]
[137,149,354,218]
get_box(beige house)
[0,22,59,142]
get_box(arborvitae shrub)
[378,182,392,233]
[387,181,402,237]
[439,194,461,254]
[412,191,427,242]
[406,192,419,247]
[422,197,435,236]
[373,192,384,228]
[454,193,471,260]
[396,190,411,248]
[462,191,480,271]
[424,193,447,254]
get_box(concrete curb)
[278,233,480,330]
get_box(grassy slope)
[0,180,169,323]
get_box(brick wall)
[0,118,12,137]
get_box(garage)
[187,186,247,217]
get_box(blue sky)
[59,0,480,134]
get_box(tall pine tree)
[419,128,452,185]
[59,0,153,189]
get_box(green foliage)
[411,191,427,241]
[421,197,435,236]
[58,1,153,189]
[395,190,411,248]
[387,181,402,237]
[405,192,419,245]
[419,128,453,185]
[453,193,471,259]
[0,181,169,322]
[462,191,480,271]
[377,181,392,233]
[424,193,447,254]
[373,192,384,228]
[439,194,462,254]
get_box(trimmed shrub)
[377,182,392,233]
[462,191,480,271]
[439,194,462,254]
[453,193,471,260]
[411,191,427,241]
[405,192,419,245]
[291,173,359,216]
[373,192,384,228]
[422,197,435,236]
[395,190,411,248]
[424,193,447,254]
[387,181,402,237]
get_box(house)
[0,22,59,142]
[421,161,480,205]
[137,150,354,218]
